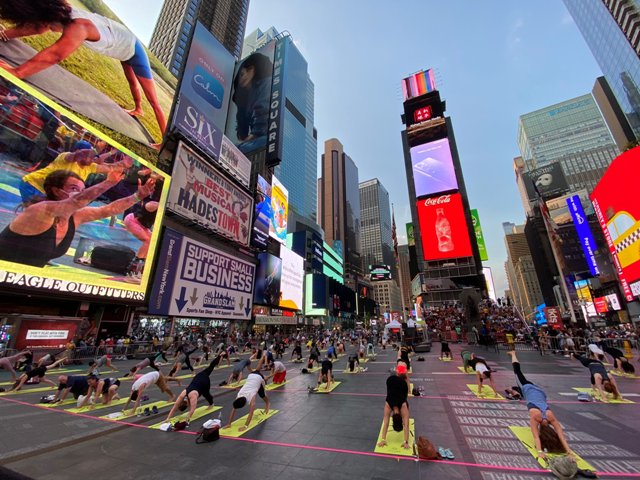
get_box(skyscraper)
[239,28,318,222]
[504,224,544,316]
[359,178,395,279]
[320,138,362,290]
[149,0,250,76]
[564,0,640,138]
[397,244,413,312]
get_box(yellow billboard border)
[0,68,171,298]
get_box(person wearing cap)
[122,371,174,414]
[78,375,121,408]
[18,142,132,202]
[164,357,219,425]
[224,371,270,432]
[87,355,117,376]
[378,369,410,449]
[51,375,89,403]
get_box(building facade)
[397,244,413,313]
[239,28,318,222]
[373,280,403,316]
[564,0,640,138]
[149,0,250,76]
[359,178,396,280]
[319,139,362,290]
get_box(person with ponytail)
[506,351,574,460]
[572,352,623,402]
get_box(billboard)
[543,306,562,329]
[251,175,271,248]
[305,273,327,316]
[254,252,282,306]
[483,267,497,301]
[219,136,251,189]
[594,297,608,314]
[15,317,82,350]
[416,193,473,261]
[401,69,437,101]
[225,39,275,157]
[566,195,599,276]
[168,142,252,246]
[149,229,255,319]
[407,223,415,246]
[410,138,458,198]
[591,147,640,301]
[471,209,489,261]
[270,175,288,244]
[0,1,177,159]
[606,293,621,311]
[279,245,304,310]
[523,163,569,201]
[0,71,169,301]
[574,280,597,316]
[370,265,392,281]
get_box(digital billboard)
[574,280,597,316]
[401,69,436,101]
[270,175,288,244]
[149,229,255,319]
[225,39,275,157]
[219,136,251,189]
[370,265,392,281]
[406,223,415,246]
[279,245,304,310]
[0,1,177,158]
[606,293,621,311]
[566,195,599,276]
[410,138,458,198]
[254,252,282,306]
[168,142,252,246]
[305,273,327,316]
[590,147,640,301]
[471,209,489,261]
[251,175,271,248]
[416,193,473,261]
[594,297,608,314]
[0,70,169,301]
[482,267,497,301]
[523,163,569,201]
[543,306,562,330]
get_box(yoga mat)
[409,383,415,397]
[457,366,475,375]
[265,381,287,391]
[306,366,322,373]
[509,426,595,471]
[221,409,279,438]
[572,387,635,404]
[609,370,639,379]
[467,384,504,400]
[149,405,222,429]
[343,367,366,374]
[39,398,76,408]
[100,400,174,420]
[221,379,246,389]
[374,418,415,457]
[312,381,341,393]
[438,358,453,362]
[0,386,56,396]
[66,397,129,413]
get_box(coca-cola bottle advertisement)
[416,193,473,261]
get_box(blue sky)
[105,0,602,295]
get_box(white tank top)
[70,8,136,62]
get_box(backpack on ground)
[417,436,442,460]
[412,387,421,397]
[548,455,578,479]
[196,419,221,443]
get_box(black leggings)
[512,362,532,386]
[183,348,197,371]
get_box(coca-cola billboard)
[416,193,473,261]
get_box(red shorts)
[273,371,286,384]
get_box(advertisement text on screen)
[424,195,452,206]
[266,39,285,166]
[174,95,223,160]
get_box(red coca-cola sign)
[416,193,473,261]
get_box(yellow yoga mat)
[609,370,639,379]
[39,398,76,408]
[0,386,56,396]
[572,387,635,404]
[101,400,174,420]
[467,384,504,400]
[343,367,366,374]
[306,366,322,373]
[312,381,341,393]
[409,383,415,397]
[149,405,222,429]
[509,426,595,471]
[457,366,475,375]
[265,381,287,391]
[374,418,415,457]
[66,397,129,413]
[221,379,246,389]
[438,357,453,362]
[221,409,279,438]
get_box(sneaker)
[151,406,158,414]
[143,407,150,416]
[444,448,455,460]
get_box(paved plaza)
[1,345,639,480]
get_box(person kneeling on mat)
[348,354,361,373]
[225,371,270,432]
[123,371,174,414]
[378,369,410,449]
[572,352,622,402]
[506,351,574,460]
[52,375,89,403]
[79,375,121,408]
[164,358,218,425]
[265,361,286,384]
